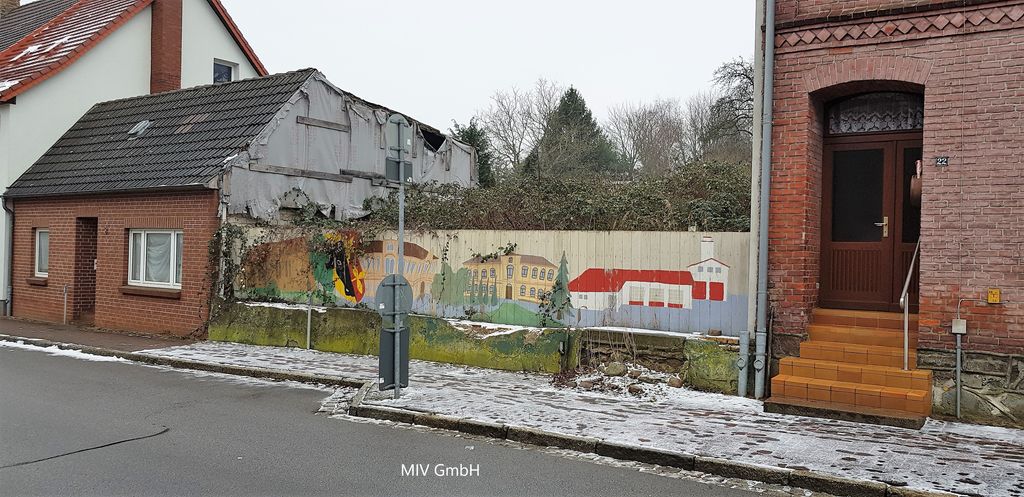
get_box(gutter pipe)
[741,0,768,398]
[2,195,12,316]
[753,0,776,399]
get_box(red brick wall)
[151,0,182,93]
[12,190,219,336]
[775,0,984,24]
[768,1,1024,356]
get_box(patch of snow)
[222,153,239,164]
[243,301,327,313]
[12,44,40,61]
[584,326,707,338]
[443,318,538,338]
[0,340,129,363]
[0,79,19,93]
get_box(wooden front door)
[821,134,921,311]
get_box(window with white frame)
[35,229,49,277]
[129,230,183,288]
[213,59,237,83]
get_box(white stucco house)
[0,0,266,311]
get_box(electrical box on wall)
[987,288,1002,304]
[951,318,967,335]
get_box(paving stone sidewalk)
[128,341,1024,497]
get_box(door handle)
[874,216,889,238]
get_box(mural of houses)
[362,240,438,301]
[463,253,556,304]
[687,236,729,302]
[569,269,695,311]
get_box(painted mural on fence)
[238,230,749,336]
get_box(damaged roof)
[6,68,317,198]
[0,0,267,101]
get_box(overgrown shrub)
[359,162,750,232]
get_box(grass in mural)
[473,302,565,328]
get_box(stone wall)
[578,330,742,395]
[920,348,1024,428]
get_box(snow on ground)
[0,340,129,363]
[141,341,1024,497]
[242,301,328,313]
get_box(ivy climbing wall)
[236,229,750,336]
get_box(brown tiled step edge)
[770,374,931,415]
[764,396,927,430]
[812,308,916,331]
[780,357,932,389]
[808,323,917,348]
[800,341,916,368]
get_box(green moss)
[683,339,739,395]
[208,302,571,373]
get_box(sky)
[220,0,756,132]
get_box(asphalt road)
[0,346,764,497]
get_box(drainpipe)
[2,195,12,316]
[741,0,768,399]
[753,0,776,400]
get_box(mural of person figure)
[323,232,365,304]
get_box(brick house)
[6,69,476,336]
[762,1,1024,426]
[0,0,268,313]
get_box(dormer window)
[213,60,237,83]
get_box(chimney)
[150,0,182,93]
[700,236,715,261]
[0,0,21,19]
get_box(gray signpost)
[378,114,412,398]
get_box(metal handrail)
[899,240,921,370]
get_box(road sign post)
[379,114,412,398]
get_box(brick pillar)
[150,0,182,93]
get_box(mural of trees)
[550,252,573,320]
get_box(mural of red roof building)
[569,269,695,311]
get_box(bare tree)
[477,78,565,172]
[711,57,755,139]
[605,99,685,177]
[680,90,721,163]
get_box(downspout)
[753,0,776,399]
[741,0,767,399]
[2,195,12,316]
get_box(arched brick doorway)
[819,91,923,312]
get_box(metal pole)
[306,291,312,349]
[903,304,909,370]
[63,284,67,325]
[738,330,750,397]
[753,0,776,399]
[394,124,405,400]
[956,333,962,419]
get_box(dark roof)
[6,68,316,198]
[0,0,77,52]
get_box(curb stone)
[0,334,365,389]
[594,441,696,470]
[506,426,599,453]
[2,335,965,497]
[694,456,792,485]
[790,470,888,497]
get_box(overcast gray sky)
[221,0,755,132]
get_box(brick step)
[764,396,927,430]
[808,323,917,348]
[800,340,915,368]
[770,374,931,415]
[812,308,916,331]
[780,356,931,389]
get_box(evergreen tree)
[525,87,622,178]
[550,252,573,320]
[452,118,497,187]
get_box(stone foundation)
[918,348,1024,428]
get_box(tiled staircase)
[765,308,932,429]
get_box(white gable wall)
[0,9,152,304]
[180,0,258,85]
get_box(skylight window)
[128,120,152,138]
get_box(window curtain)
[145,233,172,283]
